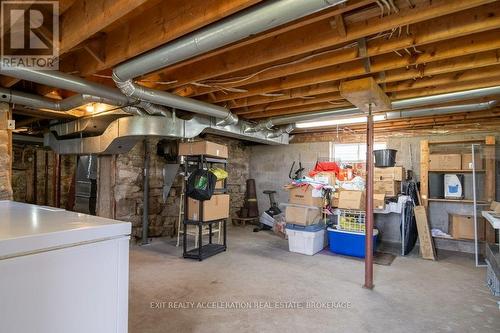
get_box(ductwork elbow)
[244,119,274,133]
[266,123,295,138]
[216,112,239,126]
[123,106,147,116]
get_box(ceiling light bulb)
[85,104,95,113]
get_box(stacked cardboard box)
[187,194,230,221]
[429,154,461,170]
[448,214,485,240]
[373,166,403,197]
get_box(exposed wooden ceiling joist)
[148,0,497,94]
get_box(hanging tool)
[288,154,304,180]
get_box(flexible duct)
[112,0,346,126]
[250,86,500,130]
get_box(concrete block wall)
[248,132,499,253]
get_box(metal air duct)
[112,0,346,125]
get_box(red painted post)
[364,103,374,289]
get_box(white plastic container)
[285,226,325,255]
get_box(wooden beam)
[242,78,500,120]
[149,0,498,92]
[388,76,500,100]
[233,63,500,111]
[66,0,263,76]
[60,0,153,54]
[232,92,344,115]
[243,101,354,119]
[340,77,390,112]
[209,30,500,103]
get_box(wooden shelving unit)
[420,136,496,244]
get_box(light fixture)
[296,114,386,128]
[85,104,95,113]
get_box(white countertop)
[482,210,500,229]
[0,201,131,258]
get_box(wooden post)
[420,140,429,207]
[484,136,496,243]
[364,104,374,290]
[0,102,13,200]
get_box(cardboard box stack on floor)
[371,166,404,209]
[283,171,336,256]
[180,141,230,221]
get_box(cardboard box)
[491,201,500,213]
[373,194,386,210]
[313,171,336,185]
[429,154,461,170]
[215,179,224,189]
[179,141,228,158]
[285,205,321,226]
[449,214,485,240]
[338,190,365,210]
[374,166,405,181]
[288,185,323,207]
[187,194,230,221]
[461,154,483,170]
[332,192,340,208]
[374,180,401,197]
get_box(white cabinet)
[0,201,131,333]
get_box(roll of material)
[245,179,259,218]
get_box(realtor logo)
[1,1,59,70]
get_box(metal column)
[364,104,374,289]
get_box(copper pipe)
[364,103,374,290]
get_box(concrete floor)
[129,226,500,333]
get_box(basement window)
[330,142,387,162]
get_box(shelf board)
[428,198,489,204]
[429,139,486,145]
[428,169,485,173]
[433,236,485,243]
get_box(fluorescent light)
[296,114,386,128]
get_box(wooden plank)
[232,92,344,115]
[68,0,263,76]
[339,77,390,112]
[420,140,429,207]
[414,206,437,260]
[154,0,499,93]
[484,136,496,203]
[60,0,152,54]
[96,155,115,219]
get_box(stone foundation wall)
[0,103,12,200]
[11,144,76,207]
[112,135,250,241]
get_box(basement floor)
[129,226,500,333]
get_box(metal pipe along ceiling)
[112,0,346,125]
[258,86,500,128]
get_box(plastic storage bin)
[486,259,500,297]
[327,227,378,258]
[286,224,325,255]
